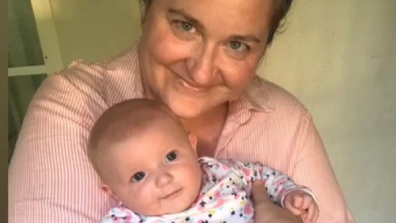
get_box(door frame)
[8,0,64,77]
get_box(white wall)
[49,0,142,65]
[259,1,396,222]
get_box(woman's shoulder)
[244,76,312,120]
[49,42,141,100]
[31,42,143,123]
[226,76,318,171]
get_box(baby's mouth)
[162,188,183,200]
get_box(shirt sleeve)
[8,64,113,223]
[291,112,356,223]
[234,161,315,207]
[257,164,315,207]
[101,206,142,223]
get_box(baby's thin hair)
[87,98,181,180]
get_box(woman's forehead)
[151,0,273,39]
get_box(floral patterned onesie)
[101,157,314,223]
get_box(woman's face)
[138,0,273,118]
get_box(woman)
[9,0,355,222]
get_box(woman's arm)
[8,70,113,223]
[289,112,356,223]
[250,108,355,223]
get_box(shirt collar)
[238,76,275,113]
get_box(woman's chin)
[166,100,207,119]
[171,106,204,119]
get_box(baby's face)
[101,121,202,216]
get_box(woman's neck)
[180,102,228,132]
[180,102,229,157]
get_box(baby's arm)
[227,160,319,222]
[254,163,314,206]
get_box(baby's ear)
[188,132,198,152]
[101,184,117,200]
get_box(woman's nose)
[186,43,218,86]
[155,171,174,188]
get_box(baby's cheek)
[181,165,202,191]
[178,160,200,178]
[125,185,157,213]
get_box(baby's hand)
[283,190,319,223]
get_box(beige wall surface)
[260,0,396,222]
[49,0,142,65]
[47,0,395,222]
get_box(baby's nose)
[155,171,174,187]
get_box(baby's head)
[88,99,202,216]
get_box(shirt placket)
[214,99,252,158]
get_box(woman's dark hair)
[140,0,293,44]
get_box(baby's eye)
[132,172,145,182]
[165,151,178,162]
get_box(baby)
[88,99,319,223]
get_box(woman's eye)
[165,151,178,162]
[180,21,195,32]
[228,41,249,52]
[132,172,145,182]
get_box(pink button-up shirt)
[9,41,355,223]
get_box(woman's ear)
[100,184,118,200]
[188,132,198,152]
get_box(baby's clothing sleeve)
[100,206,142,223]
[225,160,316,207]
[256,163,315,207]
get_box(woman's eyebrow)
[229,35,261,43]
[168,8,204,30]
[168,8,260,44]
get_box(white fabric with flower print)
[101,157,311,223]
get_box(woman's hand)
[252,181,304,223]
